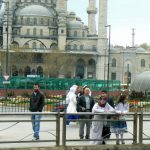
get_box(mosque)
[0,0,149,87]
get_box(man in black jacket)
[29,84,45,141]
[77,87,95,139]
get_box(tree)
[139,43,150,50]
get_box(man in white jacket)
[66,85,78,125]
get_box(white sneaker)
[32,137,39,141]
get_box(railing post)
[139,112,143,144]
[133,112,137,144]
[56,111,60,146]
[62,112,66,147]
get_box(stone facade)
[0,0,148,85]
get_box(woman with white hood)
[66,85,78,125]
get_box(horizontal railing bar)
[0,140,56,143]
[0,119,57,122]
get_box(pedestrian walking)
[29,84,45,141]
[66,85,78,125]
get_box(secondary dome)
[67,20,83,29]
[16,5,53,17]
[130,70,150,92]
[135,47,146,52]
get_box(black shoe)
[85,136,89,139]
[102,141,105,144]
[80,136,84,139]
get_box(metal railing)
[0,112,149,147]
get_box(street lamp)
[105,25,111,90]
[4,1,9,75]
[2,1,10,100]
[2,1,9,75]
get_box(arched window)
[34,18,37,25]
[40,18,44,25]
[32,42,36,49]
[92,45,96,51]
[40,43,45,49]
[37,66,43,77]
[76,59,85,79]
[80,45,84,50]
[27,18,30,25]
[82,31,85,37]
[20,17,23,25]
[27,29,30,35]
[24,66,31,76]
[40,29,43,36]
[50,43,57,49]
[141,59,145,67]
[67,45,71,50]
[73,44,77,50]
[112,58,116,67]
[24,43,29,49]
[12,41,19,48]
[33,28,36,36]
[74,31,77,37]
[87,59,96,79]
[111,72,116,80]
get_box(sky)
[68,0,150,47]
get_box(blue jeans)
[66,115,78,125]
[31,115,41,139]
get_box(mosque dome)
[15,5,53,17]
[135,47,146,52]
[130,70,150,92]
[67,20,83,29]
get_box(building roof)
[67,20,84,29]
[135,47,146,52]
[15,5,53,17]
[130,70,150,92]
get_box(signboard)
[3,75,9,81]
[3,81,10,85]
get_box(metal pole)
[105,25,111,91]
[62,113,66,146]
[5,1,9,100]
[56,112,60,146]
[6,1,9,75]
[139,112,143,144]
[133,113,137,145]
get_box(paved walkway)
[0,114,149,148]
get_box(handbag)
[102,126,111,139]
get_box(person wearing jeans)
[29,84,45,141]
[31,115,41,140]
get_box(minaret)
[56,0,67,51]
[87,0,97,36]
[132,28,135,47]
[96,0,108,80]
[3,0,12,49]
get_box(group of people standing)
[28,83,129,145]
[66,85,129,145]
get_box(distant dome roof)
[130,70,150,92]
[16,5,53,17]
[67,20,83,29]
[136,47,146,52]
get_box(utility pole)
[105,25,111,91]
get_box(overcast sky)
[68,0,150,47]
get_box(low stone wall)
[1,145,150,150]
